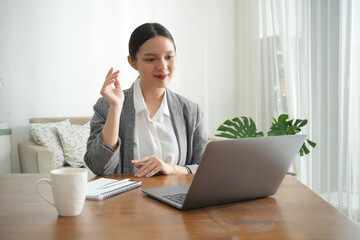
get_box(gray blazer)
[84,85,209,176]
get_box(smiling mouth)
[154,75,168,80]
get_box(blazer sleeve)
[84,97,121,176]
[185,104,209,174]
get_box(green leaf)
[299,119,308,127]
[278,114,289,123]
[307,139,317,148]
[223,119,241,133]
[300,149,304,156]
[214,133,237,139]
[257,131,264,137]
[249,118,257,135]
[242,117,250,128]
[294,119,302,126]
[268,115,288,136]
[216,117,263,139]
[232,118,246,137]
[286,126,300,135]
[216,125,239,137]
[217,115,316,157]
[303,145,310,155]
[299,143,310,155]
[268,129,285,136]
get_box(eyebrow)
[143,51,175,56]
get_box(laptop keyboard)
[163,193,187,205]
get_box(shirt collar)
[162,90,170,117]
[133,77,170,117]
[133,77,147,114]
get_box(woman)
[85,23,208,177]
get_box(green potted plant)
[215,114,316,156]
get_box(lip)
[154,74,168,80]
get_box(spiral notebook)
[86,178,142,200]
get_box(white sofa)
[18,117,93,174]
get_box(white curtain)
[237,0,360,224]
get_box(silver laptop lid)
[181,134,306,209]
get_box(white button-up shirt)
[133,78,179,172]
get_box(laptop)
[142,134,306,210]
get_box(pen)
[102,178,131,189]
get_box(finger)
[135,163,151,177]
[134,162,148,177]
[103,74,121,87]
[106,71,119,81]
[101,80,116,93]
[103,76,118,88]
[106,67,113,79]
[133,155,158,177]
[114,78,121,89]
[103,78,116,86]
[136,161,158,178]
[132,156,152,164]
[146,165,162,178]
[135,163,144,169]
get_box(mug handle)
[35,178,55,207]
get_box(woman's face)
[129,36,176,90]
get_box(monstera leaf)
[215,117,264,139]
[215,114,316,156]
[268,114,316,156]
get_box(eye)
[145,58,155,62]
[166,55,174,60]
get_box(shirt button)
[154,139,158,143]
[149,121,153,125]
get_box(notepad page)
[86,178,139,200]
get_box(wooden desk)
[0,174,359,240]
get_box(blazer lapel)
[120,86,135,174]
[166,89,187,165]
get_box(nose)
[156,59,167,71]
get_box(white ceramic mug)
[35,168,88,217]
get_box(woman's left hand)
[132,156,176,178]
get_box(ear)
[128,55,138,70]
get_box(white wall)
[0,0,236,173]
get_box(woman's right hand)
[100,68,124,107]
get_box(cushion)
[29,119,70,168]
[56,122,90,168]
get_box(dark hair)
[129,23,176,60]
